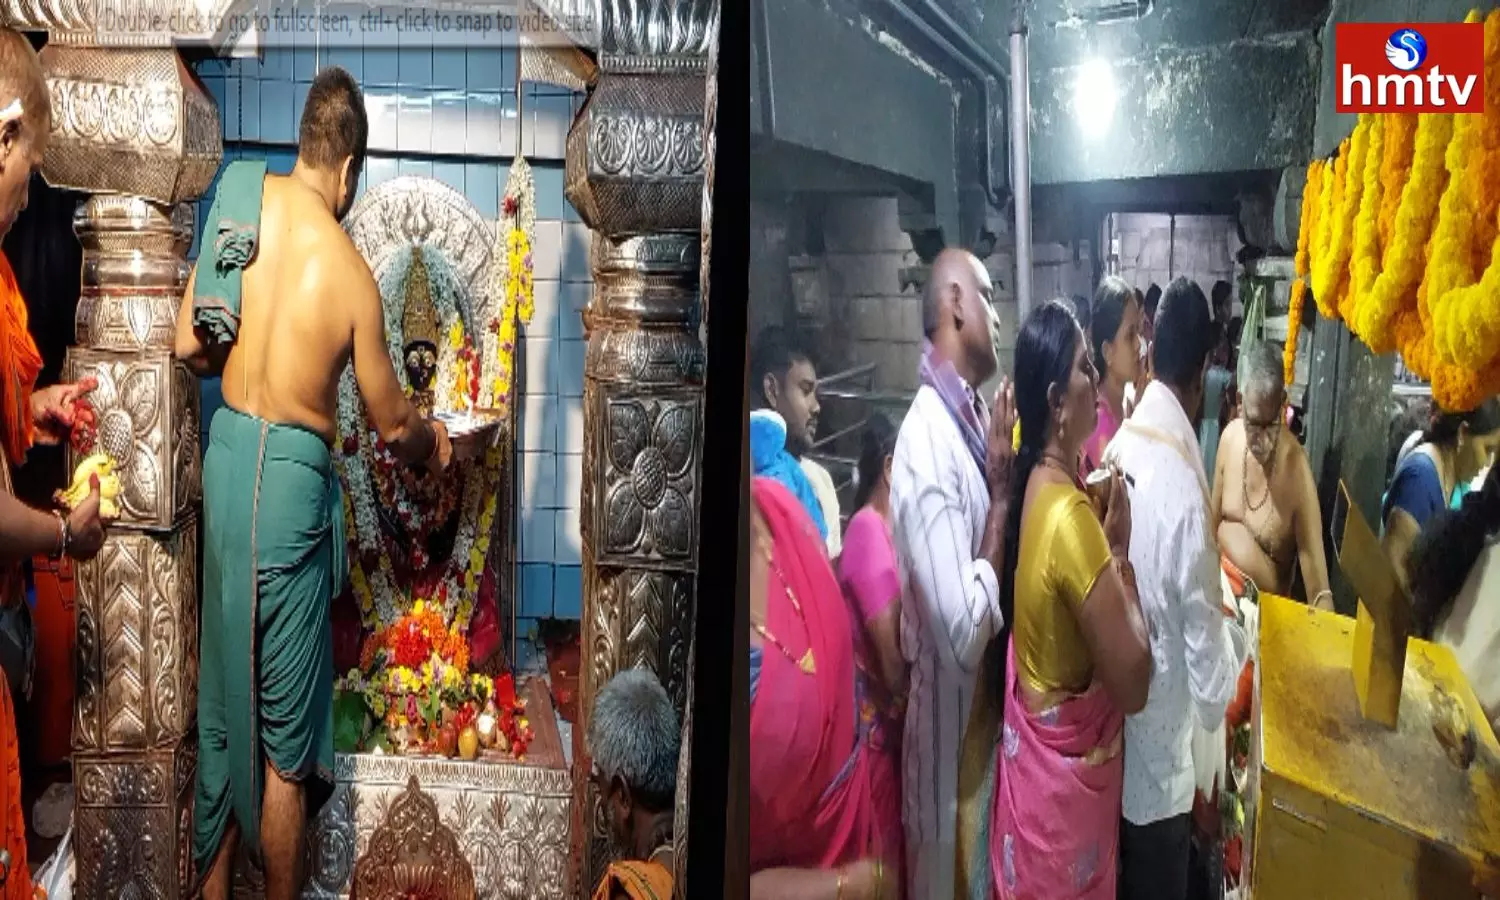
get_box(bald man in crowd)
[1211,343,1331,607]
[890,247,1015,899]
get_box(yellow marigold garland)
[1285,283,1306,390]
[1311,138,1351,318]
[1420,11,1487,351]
[1431,6,1500,381]
[1300,6,1500,412]
[1347,115,1384,326]
[1377,112,1418,255]
[1315,125,1368,320]
[1286,161,1322,387]
[1464,6,1500,263]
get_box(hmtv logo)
[1336,22,1485,113]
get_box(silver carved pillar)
[24,38,218,898]
[669,13,717,898]
[547,1,714,893]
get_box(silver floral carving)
[74,749,196,900]
[63,351,200,530]
[525,0,714,65]
[38,46,223,206]
[589,113,704,179]
[301,753,572,900]
[599,397,698,562]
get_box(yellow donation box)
[1249,483,1500,899]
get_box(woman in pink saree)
[749,477,902,900]
[954,300,1152,899]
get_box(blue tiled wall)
[189,42,589,661]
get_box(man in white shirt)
[889,248,1014,900]
[1103,277,1247,900]
[750,326,843,556]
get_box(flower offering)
[335,602,534,760]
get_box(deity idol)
[401,248,440,418]
[329,172,535,761]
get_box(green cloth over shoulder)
[192,160,268,345]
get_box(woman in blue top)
[1383,399,1500,584]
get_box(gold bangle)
[835,869,846,900]
[873,859,884,898]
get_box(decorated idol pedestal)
[232,173,571,900]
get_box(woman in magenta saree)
[954,301,1151,900]
[749,477,901,900]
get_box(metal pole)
[1010,3,1034,318]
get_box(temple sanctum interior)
[0,1,722,898]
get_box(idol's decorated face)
[403,340,439,392]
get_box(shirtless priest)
[1211,343,1332,608]
[174,68,456,900]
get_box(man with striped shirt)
[890,248,1014,900]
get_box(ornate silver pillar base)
[64,194,204,900]
[564,49,709,899]
[36,42,218,899]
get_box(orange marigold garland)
[1363,105,1452,354]
[1377,112,1418,256]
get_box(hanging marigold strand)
[1347,115,1384,329]
[1377,112,1418,257]
[1430,6,1500,383]
[1314,123,1368,321]
[1312,138,1350,317]
[1420,8,1487,359]
[1365,107,1452,354]
[1287,160,1322,388]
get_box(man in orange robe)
[587,670,679,900]
[0,28,107,898]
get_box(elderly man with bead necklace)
[1210,342,1331,607]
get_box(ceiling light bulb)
[1073,58,1117,138]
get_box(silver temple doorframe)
[518,0,715,894]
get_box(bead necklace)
[752,536,816,675]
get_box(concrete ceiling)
[932,0,1332,67]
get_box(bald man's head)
[0,29,48,241]
[922,247,999,386]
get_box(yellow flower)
[413,599,426,615]
[448,320,464,350]
[1347,115,1384,328]
[1313,120,1370,320]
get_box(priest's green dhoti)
[190,159,346,871]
